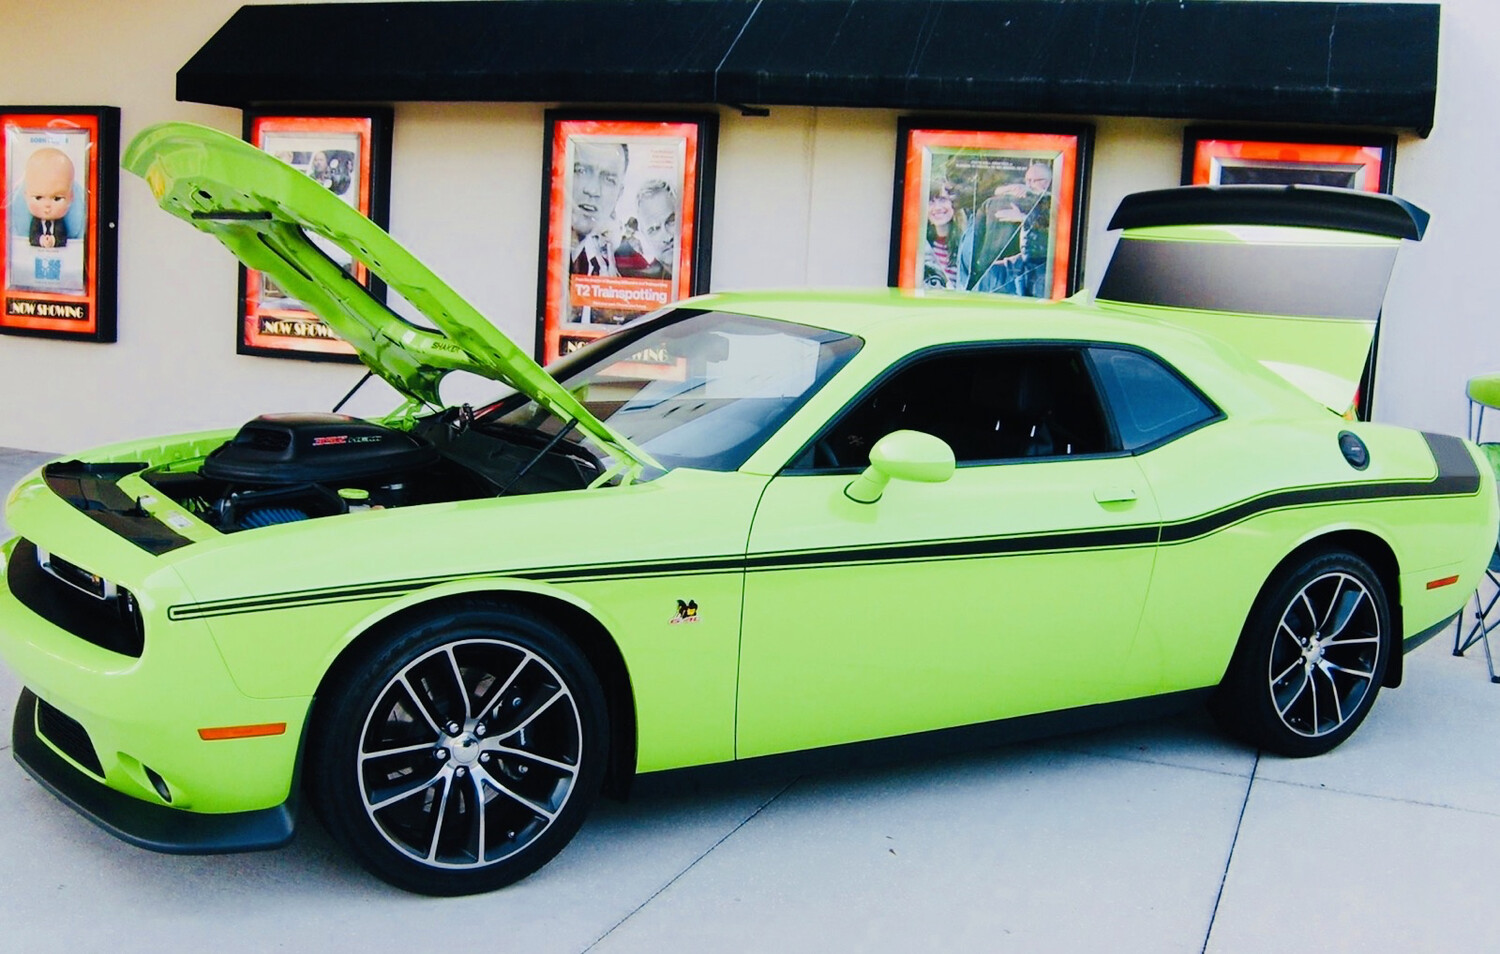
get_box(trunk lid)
[1095,185,1428,415]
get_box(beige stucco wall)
[0,0,1491,452]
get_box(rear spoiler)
[1107,185,1429,240]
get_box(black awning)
[178,1,1440,134]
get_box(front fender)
[316,575,629,678]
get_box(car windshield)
[479,310,861,472]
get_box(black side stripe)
[167,432,1478,621]
[740,525,1160,573]
[166,560,748,620]
[1423,431,1481,487]
[1161,460,1478,547]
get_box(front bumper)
[1,530,311,847]
[13,688,295,853]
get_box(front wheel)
[1212,551,1390,757]
[309,604,608,895]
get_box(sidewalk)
[1,446,1497,952]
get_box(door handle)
[1093,486,1138,504]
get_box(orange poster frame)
[890,120,1092,301]
[0,107,119,342]
[238,108,392,361]
[1182,127,1395,194]
[536,112,717,365]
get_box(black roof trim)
[1107,186,1429,241]
[178,1,1440,134]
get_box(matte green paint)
[0,534,306,813]
[6,297,1490,812]
[1132,423,1494,691]
[182,468,768,772]
[0,126,1493,830]
[737,453,1161,758]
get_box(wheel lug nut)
[480,752,490,764]
[475,723,487,736]
[456,766,467,777]
[435,749,448,761]
[446,721,461,735]
[517,764,528,775]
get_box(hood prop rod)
[331,370,375,414]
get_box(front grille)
[6,539,145,657]
[34,696,104,777]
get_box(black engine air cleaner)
[201,413,438,485]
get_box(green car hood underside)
[122,122,658,474]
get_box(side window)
[1089,347,1218,451]
[801,347,1114,470]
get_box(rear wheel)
[1212,551,1390,757]
[310,604,607,895]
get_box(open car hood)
[1095,185,1429,415]
[122,122,658,474]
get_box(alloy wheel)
[356,637,584,869]
[1267,571,1382,739]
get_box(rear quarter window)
[1090,347,1219,451]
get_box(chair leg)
[1483,623,1500,684]
[1453,574,1500,683]
[1453,590,1474,655]
[1455,583,1500,656]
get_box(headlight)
[36,546,112,600]
[35,546,144,637]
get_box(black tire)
[1211,550,1391,757]
[309,603,607,895]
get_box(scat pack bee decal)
[671,599,700,624]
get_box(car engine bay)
[132,411,605,533]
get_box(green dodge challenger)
[2,124,1494,895]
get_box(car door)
[735,345,1163,759]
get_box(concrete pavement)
[1,446,1496,953]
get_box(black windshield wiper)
[493,418,581,497]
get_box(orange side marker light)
[198,722,287,741]
[1426,575,1460,590]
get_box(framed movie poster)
[0,107,119,342]
[1182,128,1395,193]
[537,113,717,364]
[239,109,392,360]
[891,120,1092,300]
